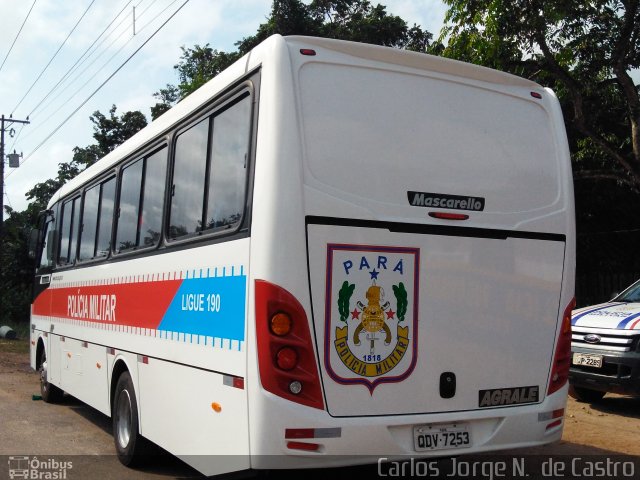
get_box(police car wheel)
[569,385,605,403]
[113,371,148,466]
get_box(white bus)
[30,35,575,477]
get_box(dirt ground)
[1,338,639,479]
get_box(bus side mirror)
[28,228,39,260]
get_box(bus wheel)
[39,348,64,403]
[569,385,605,403]
[113,371,147,466]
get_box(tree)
[151,84,180,120]
[441,0,640,285]
[154,0,432,109]
[1,106,146,326]
[441,0,640,188]
[27,106,147,210]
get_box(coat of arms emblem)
[324,244,420,393]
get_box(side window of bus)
[78,176,116,261]
[116,147,167,252]
[170,119,209,238]
[78,184,100,261]
[169,94,250,239]
[96,177,116,257]
[206,96,251,230]
[58,197,80,265]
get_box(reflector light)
[538,408,565,422]
[211,402,222,413]
[277,347,298,371]
[233,377,245,390]
[270,313,292,336]
[287,441,320,451]
[531,91,542,99]
[285,428,315,439]
[285,427,342,439]
[545,419,562,430]
[300,49,316,56]
[428,212,469,220]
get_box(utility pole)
[1,114,30,237]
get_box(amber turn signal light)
[270,313,292,336]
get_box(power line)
[27,0,135,119]
[12,0,98,115]
[30,0,155,122]
[28,10,135,126]
[7,0,191,178]
[0,0,38,75]
[18,0,160,145]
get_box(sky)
[0,0,448,217]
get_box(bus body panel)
[307,223,566,417]
[30,35,574,475]
[246,36,573,461]
[31,239,251,476]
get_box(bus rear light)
[255,280,324,410]
[547,297,575,395]
[271,313,292,336]
[299,49,316,56]
[277,347,298,371]
[428,212,469,220]
[287,441,320,451]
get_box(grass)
[0,320,31,355]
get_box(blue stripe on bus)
[158,274,247,341]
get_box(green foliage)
[0,207,39,325]
[441,0,640,274]
[440,0,640,186]
[2,106,147,325]
[151,84,180,120]
[155,0,433,110]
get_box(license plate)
[413,423,471,452]
[572,352,603,368]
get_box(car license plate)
[413,423,471,452]
[572,353,603,368]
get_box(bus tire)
[113,371,148,466]
[568,385,605,403]
[39,348,64,403]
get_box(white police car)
[569,279,640,402]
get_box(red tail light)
[548,297,575,395]
[255,280,324,410]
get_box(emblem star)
[386,309,395,319]
[369,269,379,280]
[351,309,361,320]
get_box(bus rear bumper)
[249,384,567,470]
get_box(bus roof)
[49,34,540,207]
